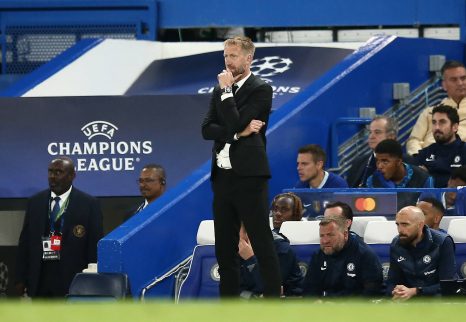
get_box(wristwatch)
[416,286,423,295]
[221,86,232,94]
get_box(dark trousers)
[212,168,281,297]
[36,261,66,298]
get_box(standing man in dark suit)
[15,156,103,297]
[201,36,281,298]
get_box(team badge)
[423,255,431,264]
[298,262,308,277]
[210,263,220,282]
[382,262,390,281]
[73,225,86,238]
[455,155,461,163]
[347,262,355,271]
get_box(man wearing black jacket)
[303,216,383,297]
[201,36,281,298]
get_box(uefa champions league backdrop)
[0,95,212,198]
[0,46,352,198]
[125,46,353,110]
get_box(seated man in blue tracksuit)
[303,215,383,297]
[365,139,433,210]
[420,165,466,216]
[239,224,303,298]
[387,206,457,300]
[295,144,348,189]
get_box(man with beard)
[15,157,103,298]
[303,215,383,297]
[202,36,281,298]
[415,104,466,187]
[387,206,457,300]
[407,60,466,155]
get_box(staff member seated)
[303,215,383,297]
[387,206,457,300]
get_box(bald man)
[387,206,457,300]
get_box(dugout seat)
[364,220,397,281]
[177,220,219,300]
[447,218,466,278]
[440,216,462,232]
[351,216,387,237]
[279,220,320,278]
[279,220,320,244]
[67,272,130,300]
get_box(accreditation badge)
[42,236,60,261]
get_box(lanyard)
[49,197,70,235]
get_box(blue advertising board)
[0,95,212,198]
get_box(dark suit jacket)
[202,74,272,179]
[16,187,103,296]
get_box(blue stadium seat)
[446,219,466,278]
[177,220,219,299]
[177,245,219,299]
[279,221,321,278]
[364,221,397,281]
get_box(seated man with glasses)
[130,164,166,217]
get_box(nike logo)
[303,203,311,208]
[397,256,406,262]
[425,154,435,162]
[321,260,327,270]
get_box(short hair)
[374,139,402,159]
[142,164,166,185]
[441,60,466,77]
[224,36,255,57]
[432,104,460,125]
[371,115,399,137]
[319,215,347,233]
[298,144,326,164]
[325,201,354,222]
[271,192,304,221]
[418,197,446,215]
[52,156,75,174]
[450,165,466,184]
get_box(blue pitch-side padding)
[177,243,321,299]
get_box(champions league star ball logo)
[250,56,293,82]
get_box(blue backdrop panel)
[125,46,353,110]
[0,95,211,198]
